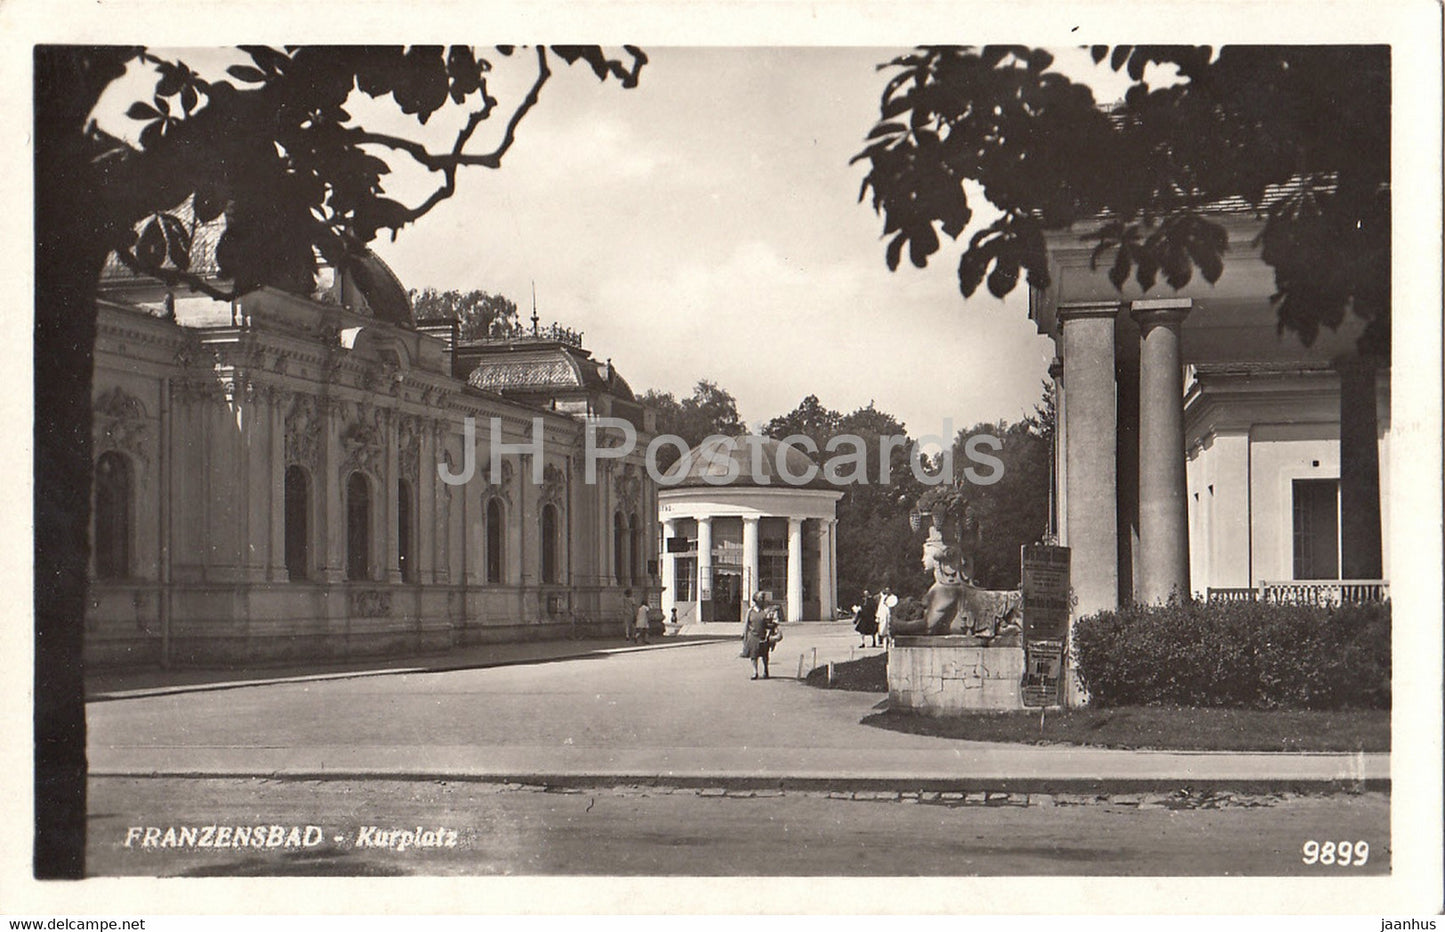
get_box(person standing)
[876,587,898,647]
[742,592,776,679]
[632,589,652,645]
[854,589,879,648]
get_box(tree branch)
[112,246,240,302]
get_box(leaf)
[1090,46,1108,65]
[866,121,907,140]
[159,213,192,270]
[193,187,226,224]
[1110,46,1131,72]
[1108,245,1131,291]
[1134,250,1159,291]
[181,83,199,114]
[125,101,160,120]
[958,250,989,298]
[885,231,906,272]
[909,223,939,268]
[987,258,1019,298]
[1161,245,1193,289]
[226,64,268,84]
[1126,50,1147,81]
[240,45,290,75]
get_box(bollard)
[849,647,855,662]
[827,661,835,686]
[797,653,805,679]
[812,647,818,671]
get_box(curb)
[89,769,1389,795]
[86,636,732,702]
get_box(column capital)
[1057,301,1124,322]
[1129,298,1192,330]
[786,515,803,529]
[741,514,761,526]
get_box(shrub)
[892,596,926,623]
[1072,598,1390,710]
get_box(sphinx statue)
[891,527,1023,642]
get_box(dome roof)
[465,342,635,400]
[663,436,832,490]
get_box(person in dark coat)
[854,589,879,647]
[742,592,777,679]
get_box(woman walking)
[742,592,777,680]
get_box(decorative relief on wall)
[339,404,384,478]
[541,462,568,507]
[93,386,150,467]
[482,458,514,505]
[614,462,641,514]
[285,394,321,471]
[438,450,455,507]
[397,416,420,481]
[348,589,392,617]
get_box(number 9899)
[1301,840,1369,865]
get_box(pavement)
[85,620,1390,795]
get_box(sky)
[96,45,1138,438]
[366,47,1094,437]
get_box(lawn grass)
[807,652,1390,752]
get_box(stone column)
[319,398,346,583]
[1115,352,1140,602]
[741,515,760,605]
[696,516,713,621]
[827,517,838,617]
[1048,357,1065,542]
[417,417,435,583]
[786,516,804,623]
[1059,302,1121,618]
[383,410,402,584]
[816,519,834,619]
[1131,299,1191,604]
[267,390,287,581]
[1336,355,1384,580]
[660,518,677,617]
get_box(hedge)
[1072,599,1390,710]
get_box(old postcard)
[5,0,1442,922]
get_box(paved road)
[89,777,1390,877]
[89,628,905,756]
[87,625,1386,789]
[84,623,1391,878]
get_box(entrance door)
[713,572,742,623]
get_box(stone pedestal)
[887,636,1026,714]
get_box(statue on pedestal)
[892,494,1022,642]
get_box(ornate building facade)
[88,250,659,668]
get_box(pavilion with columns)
[1033,209,1390,624]
[658,437,842,625]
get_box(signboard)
[1022,639,1064,708]
[1020,543,1070,642]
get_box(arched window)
[541,503,560,584]
[613,511,626,584]
[397,478,415,582]
[628,512,641,586]
[486,497,504,584]
[346,472,370,581]
[284,465,309,581]
[94,451,132,579]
